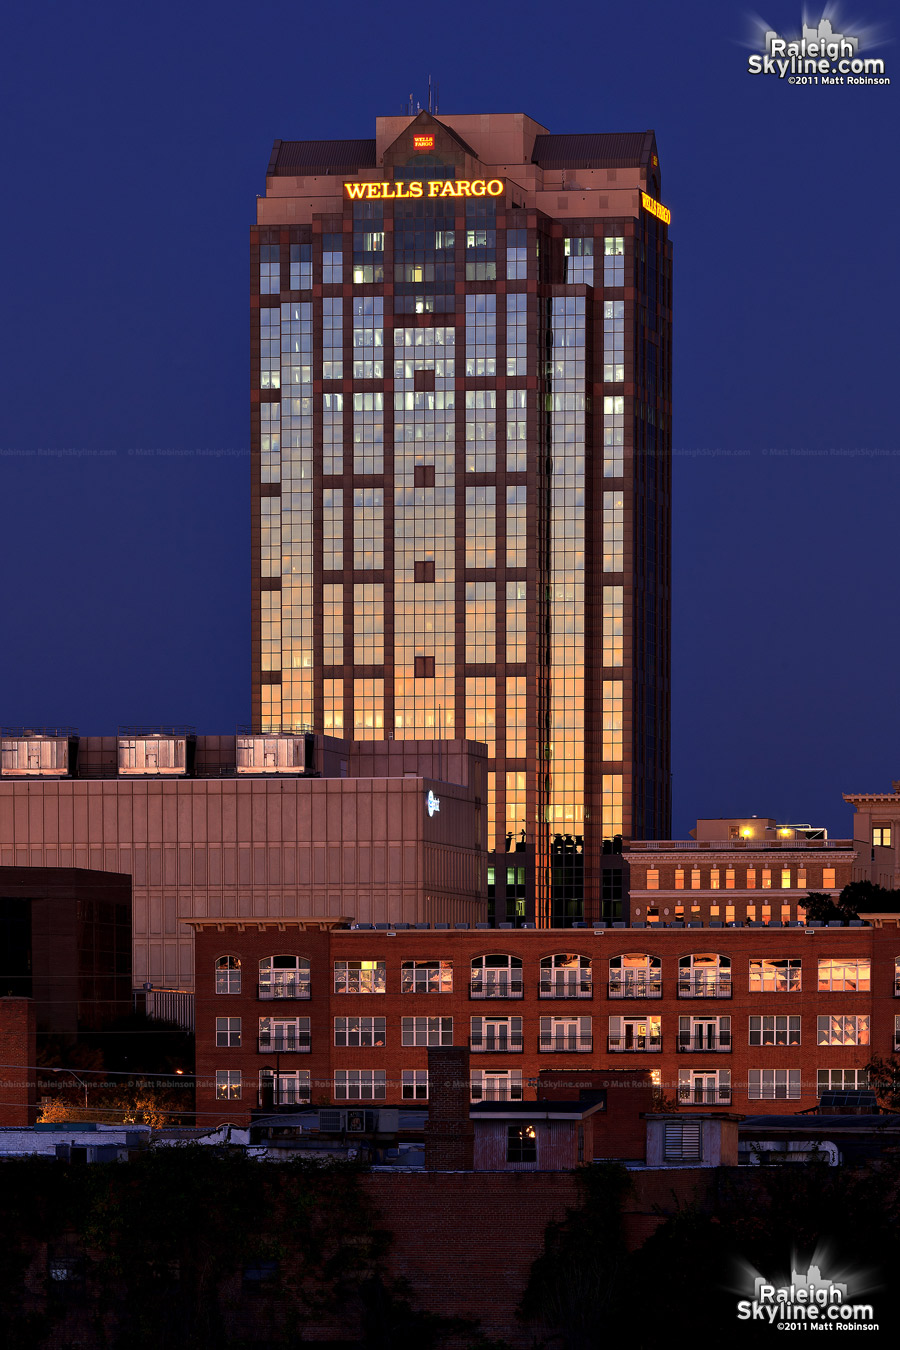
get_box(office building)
[0,728,487,993]
[251,110,673,925]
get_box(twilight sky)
[0,0,896,838]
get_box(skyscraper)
[251,111,672,925]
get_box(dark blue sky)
[0,1,896,838]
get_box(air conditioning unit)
[318,1110,344,1133]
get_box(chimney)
[423,1046,474,1170]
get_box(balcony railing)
[629,839,851,851]
[258,1035,311,1054]
[539,976,592,999]
[677,977,732,998]
[539,1035,593,1053]
[257,1089,311,1109]
[677,1033,731,1052]
[258,980,311,1001]
[470,978,524,999]
[678,1085,731,1105]
[607,978,662,999]
[607,1034,661,1052]
[470,1035,524,1053]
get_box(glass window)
[259,244,280,294]
[215,955,241,994]
[749,1016,801,1046]
[258,956,310,1000]
[470,1069,522,1102]
[749,958,801,992]
[334,1070,386,1101]
[334,960,386,994]
[215,1017,241,1048]
[817,959,870,992]
[402,1069,429,1101]
[539,953,592,998]
[290,242,311,290]
[608,953,662,998]
[401,1017,453,1046]
[215,1070,241,1100]
[817,1015,869,1045]
[259,1069,310,1107]
[748,1069,801,1101]
[507,1123,537,1163]
[334,1016,386,1047]
[401,961,452,993]
[470,954,523,998]
[258,1016,310,1053]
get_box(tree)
[803,892,854,923]
[39,1082,189,1128]
[864,1054,900,1112]
[840,879,900,914]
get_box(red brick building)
[188,918,898,1125]
[0,998,37,1125]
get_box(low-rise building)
[188,917,897,1125]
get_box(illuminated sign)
[413,133,435,149]
[344,179,505,200]
[640,191,671,225]
[426,789,441,817]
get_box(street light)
[50,1068,89,1112]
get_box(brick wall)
[0,998,36,1126]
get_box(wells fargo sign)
[344,179,505,200]
[640,191,671,225]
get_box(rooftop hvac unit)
[347,1110,377,1133]
[318,1110,344,1133]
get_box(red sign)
[413,133,435,149]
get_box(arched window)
[470,954,523,999]
[678,954,732,998]
[608,953,662,998]
[539,953,592,999]
[258,955,311,1001]
[215,955,241,994]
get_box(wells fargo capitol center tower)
[250,110,673,928]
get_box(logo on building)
[344,179,504,201]
[426,790,441,817]
[746,9,889,84]
[735,1256,877,1328]
[640,192,671,226]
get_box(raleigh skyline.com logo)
[746,7,890,84]
[734,1254,879,1329]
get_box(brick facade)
[0,998,36,1126]
[190,920,899,1125]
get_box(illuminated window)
[465,389,497,471]
[602,775,623,840]
[260,307,280,388]
[761,868,772,889]
[603,301,624,382]
[506,676,526,759]
[608,953,661,998]
[874,827,892,847]
[466,678,496,757]
[260,402,280,484]
[725,868,735,890]
[322,394,343,475]
[215,1070,241,1100]
[507,1123,537,1163]
[352,296,384,377]
[678,954,731,997]
[749,958,801,992]
[465,582,496,664]
[603,236,624,286]
[781,868,791,889]
[691,867,701,890]
[817,1015,869,1046]
[215,1017,241,1047]
[602,586,623,666]
[602,395,624,476]
[823,868,836,889]
[674,869,684,890]
[817,959,870,992]
[465,294,496,375]
[215,955,241,994]
[646,869,659,891]
[323,679,343,734]
[608,1013,661,1051]
[710,869,720,890]
[506,389,528,472]
[602,492,623,571]
[797,868,807,889]
[323,584,343,663]
[506,581,527,663]
[353,584,384,665]
[352,393,384,475]
[746,867,756,889]
[334,1070,385,1101]
[334,960,386,994]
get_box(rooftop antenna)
[428,75,432,115]
[435,81,439,115]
